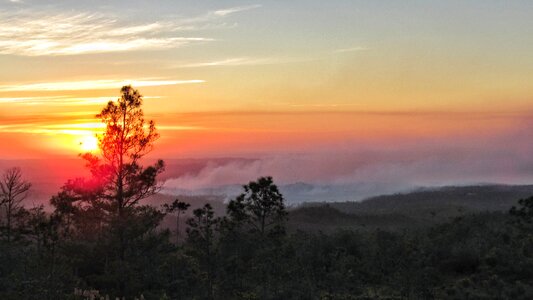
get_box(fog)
[162,121,533,203]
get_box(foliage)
[3,171,533,299]
[227,176,287,236]
[47,86,168,298]
[52,85,164,222]
[163,199,190,244]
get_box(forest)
[1,87,533,300]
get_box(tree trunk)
[176,212,181,244]
[6,200,11,243]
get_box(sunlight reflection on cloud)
[0,79,204,92]
[0,5,255,56]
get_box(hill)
[289,185,533,231]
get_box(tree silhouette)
[53,85,164,218]
[227,176,287,236]
[163,199,190,244]
[50,86,165,295]
[224,177,287,298]
[88,85,163,217]
[0,167,31,243]
[510,196,533,222]
[186,204,219,300]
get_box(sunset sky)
[1,1,533,192]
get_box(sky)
[1,1,533,195]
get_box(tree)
[510,196,533,223]
[163,199,190,244]
[88,85,164,218]
[227,176,287,236]
[52,85,164,226]
[224,177,287,299]
[50,86,165,295]
[0,167,31,243]
[186,204,220,300]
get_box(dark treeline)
[3,176,533,300]
[2,86,533,299]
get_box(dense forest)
[2,87,533,299]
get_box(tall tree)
[163,199,190,244]
[52,85,164,222]
[186,204,219,300]
[0,167,31,243]
[224,177,287,299]
[90,85,163,217]
[50,86,165,295]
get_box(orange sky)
[0,108,529,159]
[1,1,533,160]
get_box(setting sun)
[79,135,98,152]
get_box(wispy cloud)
[274,102,363,108]
[0,79,203,92]
[0,96,69,104]
[158,125,205,131]
[0,121,104,136]
[179,57,277,68]
[173,46,364,69]
[0,109,204,137]
[0,4,260,56]
[213,5,262,17]
[333,46,368,53]
[177,56,314,68]
[0,121,203,136]
[175,4,261,29]
[0,96,161,106]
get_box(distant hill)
[289,185,533,231]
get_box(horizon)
[1,1,533,200]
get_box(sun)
[79,135,99,152]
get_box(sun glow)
[79,135,99,152]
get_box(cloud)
[275,102,363,108]
[0,117,203,136]
[0,95,161,106]
[0,79,204,92]
[176,5,261,29]
[0,7,244,56]
[0,96,69,104]
[179,57,278,68]
[213,5,262,17]
[158,125,205,131]
[333,46,368,53]
[0,4,262,56]
[0,121,104,136]
[176,56,315,68]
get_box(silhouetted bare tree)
[0,167,31,243]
